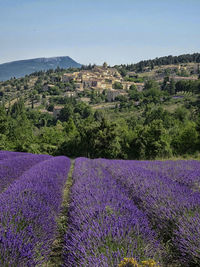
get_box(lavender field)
[0,151,71,266]
[64,158,200,267]
[0,151,200,266]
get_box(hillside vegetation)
[0,53,200,159]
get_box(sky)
[0,0,200,66]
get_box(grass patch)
[45,160,74,267]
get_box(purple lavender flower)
[0,153,52,192]
[98,159,200,265]
[63,158,163,267]
[0,155,70,266]
[0,150,34,160]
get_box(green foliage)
[48,86,61,95]
[144,120,172,159]
[130,120,172,159]
[113,82,123,90]
[143,87,162,104]
[0,105,8,135]
[115,53,200,73]
[175,80,200,94]
[171,122,198,154]
[177,69,190,77]
[129,84,137,90]
[143,106,174,128]
[129,88,143,101]
[124,77,144,83]
[58,105,73,122]
[10,98,26,118]
[47,103,54,112]
[174,106,189,122]
[144,80,159,91]
[0,79,200,159]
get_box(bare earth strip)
[45,159,74,267]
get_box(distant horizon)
[1,51,200,67]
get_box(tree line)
[115,53,200,72]
[0,95,200,160]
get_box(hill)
[115,52,200,73]
[0,53,200,160]
[0,56,82,81]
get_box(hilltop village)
[63,64,135,90]
[60,63,143,101]
[44,61,199,117]
[60,62,198,96]
[39,63,145,117]
[0,55,199,120]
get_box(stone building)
[75,82,84,91]
[107,90,121,102]
[121,81,136,90]
[62,72,78,82]
[62,65,125,92]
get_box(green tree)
[38,121,66,154]
[143,88,162,104]
[129,84,137,90]
[58,104,73,122]
[129,88,142,101]
[10,98,26,118]
[144,80,159,91]
[171,122,198,154]
[0,105,8,135]
[92,118,122,158]
[7,115,34,152]
[131,120,171,159]
[144,120,171,159]
[169,79,176,95]
[174,106,189,122]
[113,82,123,89]
[144,106,174,128]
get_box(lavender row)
[0,150,34,160]
[99,159,200,265]
[63,158,162,267]
[0,156,70,266]
[173,210,200,265]
[100,159,200,227]
[0,153,52,193]
[139,160,200,192]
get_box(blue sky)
[0,0,200,65]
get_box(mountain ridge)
[0,56,81,81]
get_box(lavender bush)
[1,151,199,266]
[98,159,200,265]
[0,153,52,193]
[139,160,200,192]
[0,150,34,160]
[0,155,70,266]
[173,211,200,265]
[63,158,163,267]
